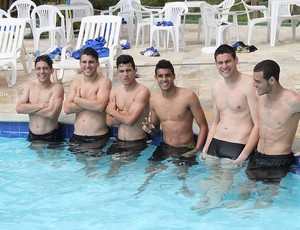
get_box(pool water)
[1,137,300,229]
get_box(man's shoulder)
[137,82,150,93]
[240,73,253,82]
[51,82,64,92]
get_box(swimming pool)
[1,137,300,229]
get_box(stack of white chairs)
[270,0,300,42]
[130,0,160,46]
[200,2,238,47]
[7,0,36,34]
[31,5,66,54]
[101,0,137,44]
[66,0,94,42]
[241,0,270,45]
[149,2,188,53]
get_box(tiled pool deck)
[0,24,300,148]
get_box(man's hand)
[142,113,155,134]
[199,151,207,161]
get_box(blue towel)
[47,47,71,59]
[156,21,173,26]
[71,36,109,59]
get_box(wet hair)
[214,44,236,61]
[80,47,99,62]
[253,59,280,81]
[35,55,53,69]
[155,59,175,75]
[116,54,136,69]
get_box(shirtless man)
[200,44,259,164]
[64,47,111,153]
[106,54,150,159]
[142,59,208,165]
[246,59,299,182]
[16,55,64,142]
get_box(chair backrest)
[130,0,144,23]
[241,0,269,21]
[216,0,235,10]
[162,2,188,25]
[200,2,221,28]
[241,0,253,21]
[71,0,94,18]
[0,18,26,59]
[8,0,36,19]
[215,0,235,21]
[31,5,65,29]
[75,15,122,51]
[0,9,9,18]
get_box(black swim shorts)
[70,133,110,143]
[28,128,62,142]
[246,149,296,183]
[148,142,198,166]
[207,138,247,160]
[107,138,148,158]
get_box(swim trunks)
[68,133,110,156]
[207,138,247,160]
[70,133,109,143]
[28,128,62,142]
[107,138,148,160]
[246,150,296,183]
[148,142,198,166]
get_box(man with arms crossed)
[143,59,208,165]
[200,44,259,164]
[16,55,64,142]
[106,54,150,159]
[246,59,299,182]
[64,47,111,154]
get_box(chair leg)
[8,61,17,87]
[291,20,297,39]
[247,24,253,46]
[197,18,201,41]
[136,25,141,47]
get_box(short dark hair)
[253,59,280,81]
[80,47,99,62]
[35,55,53,69]
[116,54,135,69]
[214,44,236,61]
[155,59,175,75]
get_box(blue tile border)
[0,121,75,139]
[0,122,162,144]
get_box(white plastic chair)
[130,0,160,46]
[241,0,270,45]
[271,1,300,42]
[200,2,238,47]
[0,18,31,87]
[149,2,188,53]
[66,0,94,42]
[52,15,122,83]
[101,0,137,44]
[7,0,36,33]
[31,5,66,54]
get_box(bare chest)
[29,88,52,103]
[215,89,248,112]
[155,99,190,121]
[116,91,136,111]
